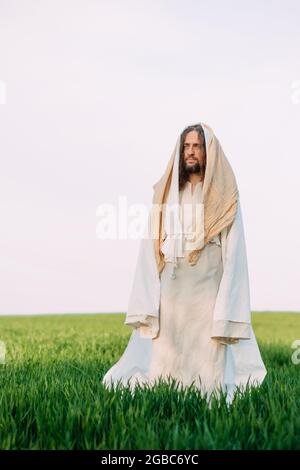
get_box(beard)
[184,161,203,174]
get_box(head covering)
[149,121,239,277]
[125,121,257,347]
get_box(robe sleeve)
[211,199,252,344]
[124,210,161,339]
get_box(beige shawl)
[150,122,239,274]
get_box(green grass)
[0,312,299,450]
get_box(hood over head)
[150,121,239,275]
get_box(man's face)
[183,130,205,173]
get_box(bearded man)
[102,122,267,405]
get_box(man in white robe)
[102,122,267,405]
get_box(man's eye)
[184,144,201,148]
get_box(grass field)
[0,312,299,450]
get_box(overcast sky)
[0,0,299,315]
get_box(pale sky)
[0,0,299,315]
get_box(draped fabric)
[103,122,268,405]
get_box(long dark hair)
[178,124,206,191]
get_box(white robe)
[102,182,267,404]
